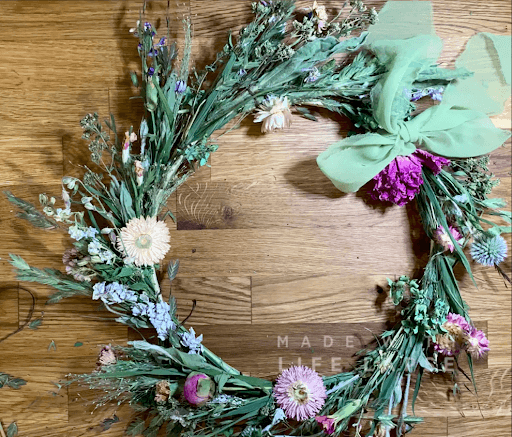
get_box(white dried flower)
[134,160,144,186]
[254,96,292,133]
[117,216,171,266]
[311,1,328,21]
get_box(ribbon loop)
[317,33,511,194]
[397,121,420,144]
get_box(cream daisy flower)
[254,96,292,133]
[117,216,170,266]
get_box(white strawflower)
[254,96,292,133]
[311,1,328,21]
[117,216,170,266]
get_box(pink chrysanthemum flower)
[315,416,336,434]
[434,334,461,356]
[273,366,326,421]
[434,312,470,356]
[434,225,462,253]
[369,149,450,206]
[466,328,490,359]
[444,313,471,340]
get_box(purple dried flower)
[445,312,471,335]
[273,366,326,421]
[175,80,187,94]
[434,225,462,253]
[316,416,336,434]
[155,37,167,48]
[429,88,444,101]
[410,90,425,101]
[466,328,490,359]
[369,149,450,206]
[148,67,155,76]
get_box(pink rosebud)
[183,372,215,406]
[316,415,336,434]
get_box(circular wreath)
[5,1,511,437]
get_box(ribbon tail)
[413,104,511,158]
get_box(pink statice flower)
[315,415,336,434]
[434,225,462,253]
[273,366,326,421]
[466,328,490,359]
[369,149,450,206]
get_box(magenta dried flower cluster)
[369,149,450,206]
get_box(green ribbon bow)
[317,34,511,193]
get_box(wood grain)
[0,1,510,436]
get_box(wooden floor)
[0,1,510,436]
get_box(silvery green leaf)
[29,318,43,330]
[6,422,18,437]
[126,419,146,436]
[119,182,135,219]
[167,259,180,281]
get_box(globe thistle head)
[470,233,508,267]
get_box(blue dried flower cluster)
[132,299,175,340]
[410,87,444,102]
[88,239,115,264]
[470,233,508,266]
[69,225,98,241]
[180,327,203,354]
[92,282,138,304]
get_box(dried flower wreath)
[4,1,511,436]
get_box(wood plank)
[0,138,63,186]
[0,1,183,41]
[162,276,252,325]
[448,416,512,437]
[0,283,18,339]
[168,226,429,276]
[414,367,512,418]
[176,181,411,230]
